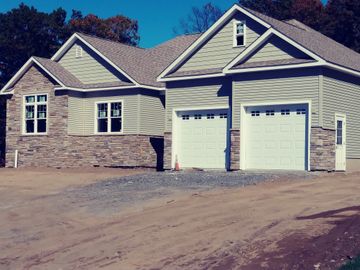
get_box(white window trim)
[22,93,49,135]
[233,20,246,48]
[94,100,124,135]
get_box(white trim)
[0,57,65,93]
[224,29,273,72]
[170,105,230,169]
[233,20,247,48]
[240,99,312,171]
[157,4,271,81]
[22,93,49,136]
[54,84,165,92]
[94,100,124,135]
[158,73,225,82]
[335,113,347,171]
[324,63,360,78]
[224,28,326,73]
[225,61,324,74]
[51,33,139,85]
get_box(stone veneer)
[5,65,163,169]
[0,95,6,166]
[310,127,336,171]
[230,129,240,171]
[163,132,172,170]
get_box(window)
[75,45,83,58]
[251,111,260,117]
[234,21,246,47]
[297,109,306,115]
[266,110,275,116]
[207,114,215,119]
[337,120,343,145]
[194,114,202,120]
[220,113,228,119]
[96,101,122,133]
[182,115,190,120]
[24,94,48,134]
[281,109,290,115]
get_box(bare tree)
[174,3,223,34]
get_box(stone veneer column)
[230,129,240,171]
[0,96,6,167]
[164,132,172,170]
[310,127,336,171]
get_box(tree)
[174,3,223,34]
[0,4,141,88]
[0,4,68,87]
[323,0,360,52]
[291,0,324,30]
[68,11,139,45]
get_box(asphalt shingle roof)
[241,6,360,72]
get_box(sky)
[0,0,327,48]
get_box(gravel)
[64,170,318,215]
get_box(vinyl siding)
[165,79,231,131]
[232,70,321,129]
[246,36,309,63]
[323,71,360,158]
[177,12,266,72]
[58,41,124,84]
[139,95,165,136]
[68,92,139,135]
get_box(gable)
[243,35,311,64]
[58,40,129,85]
[175,11,267,73]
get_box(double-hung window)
[24,94,48,134]
[234,21,246,47]
[96,101,123,133]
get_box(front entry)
[335,114,346,171]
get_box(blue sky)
[0,0,327,48]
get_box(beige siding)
[165,80,231,131]
[68,93,140,135]
[246,36,308,63]
[59,41,121,84]
[177,12,266,72]
[232,72,320,129]
[139,95,165,136]
[68,93,85,135]
[323,73,360,158]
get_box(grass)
[339,256,360,270]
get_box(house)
[0,32,198,168]
[1,4,360,171]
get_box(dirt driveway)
[0,168,360,270]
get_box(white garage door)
[177,109,228,169]
[244,104,308,170]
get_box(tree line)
[0,4,139,87]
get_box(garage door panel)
[245,104,308,170]
[177,109,228,169]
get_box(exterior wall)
[164,132,172,170]
[139,94,165,136]
[310,127,335,171]
[58,40,127,85]
[0,96,6,166]
[230,129,240,170]
[5,65,162,169]
[165,78,232,131]
[246,35,310,63]
[322,69,360,159]
[68,89,164,136]
[177,12,267,72]
[232,68,321,129]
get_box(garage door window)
[266,110,275,116]
[182,115,190,120]
[297,109,306,115]
[220,113,228,119]
[281,109,290,115]
[251,111,260,117]
[207,114,215,119]
[194,114,202,120]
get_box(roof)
[72,33,200,88]
[232,58,316,70]
[241,6,360,73]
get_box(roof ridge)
[76,32,146,50]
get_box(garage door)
[177,109,228,169]
[244,104,308,170]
